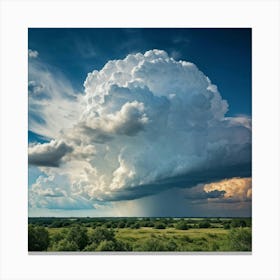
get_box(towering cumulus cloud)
[29,50,251,208]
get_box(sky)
[28,28,252,217]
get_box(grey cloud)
[103,162,251,201]
[28,49,39,58]
[28,140,73,167]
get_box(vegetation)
[175,220,189,230]
[228,228,252,251]
[28,217,252,252]
[28,224,49,251]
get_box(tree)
[89,227,115,244]
[154,222,166,229]
[28,225,49,251]
[66,225,89,250]
[198,221,211,228]
[175,221,189,230]
[130,222,140,229]
[231,219,247,228]
[223,223,231,229]
[118,221,126,228]
[51,231,65,243]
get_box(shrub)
[198,221,211,228]
[182,235,193,242]
[118,221,126,228]
[166,240,177,251]
[228,228,252,251]
[96,240,132,251]
[154,223,166,229]
[130,223,140,229]
[175,221,189,230]
[135,238,167,251]
[96,240,116,251]
[211,242,220,251]
[52,239,79,251]
[83,242,98,251]
[28,225,50,251]
[223,223,231,229]
[231,219,247,228]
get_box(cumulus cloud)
[204,177,252,202]
[29,174,95,210]
[183,177,252,203]
[28,140,73,167]
[29,49,251,208]
[80,100,148,138]
[28,49,39,58]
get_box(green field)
[28,217,252,252]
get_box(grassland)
[28,217,252,252]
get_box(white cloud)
[29,49,251,208]
[28,49,39,58]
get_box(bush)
[130,223,140,229]
[140,220,154,227]
[231,219,247,228]
[135,238,168,251]
[118,221,126,228]
[223,223,231,229]
[154,223,166,229]
[166,240,177,251]
[28,225,50,251]
[175,221,189,230]
[96,240,116,251]
[66,225,89,250]
[211,242,220,251]
[83,242,98,251]
[228,228,252,251]
[96,240,132,251]
[182,235,193,242]
[52,239,79,251]
[198,221,211,228]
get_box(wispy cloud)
[28,58,82,138]
[28,49,39,58]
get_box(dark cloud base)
[107,162,251,201]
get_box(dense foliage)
[28,224,49,251]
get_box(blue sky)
[28,28,252,217]
[29,28,251,116]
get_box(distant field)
[28,217,252,252]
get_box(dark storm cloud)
[105,162,252,201]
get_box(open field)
[28,217,252,252]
